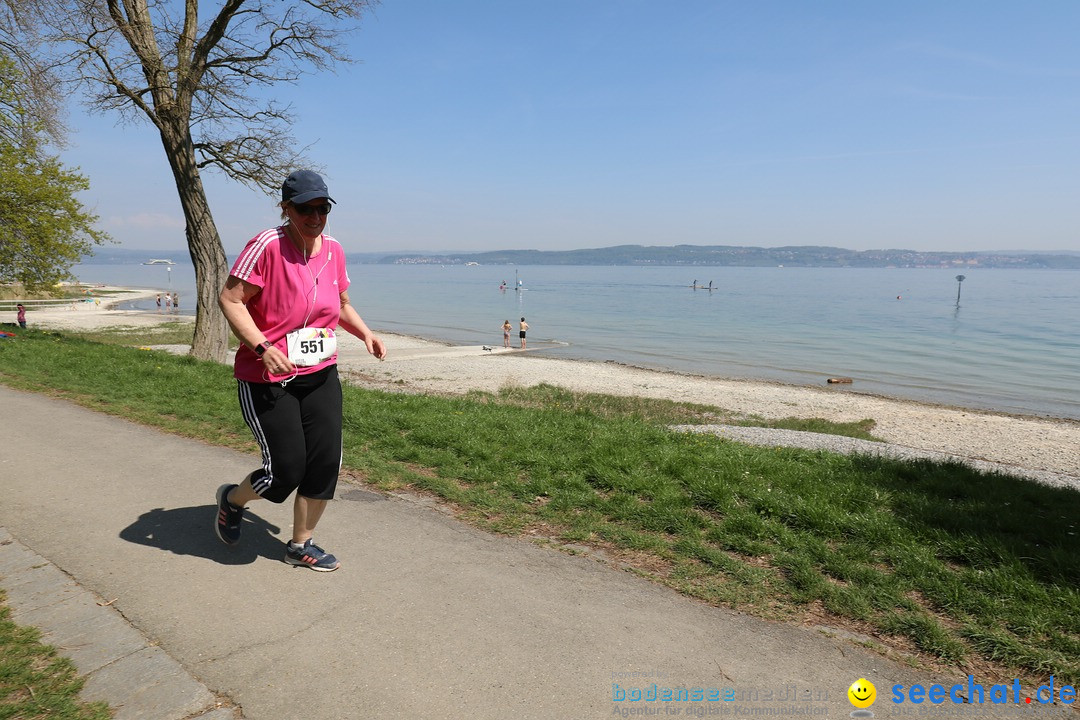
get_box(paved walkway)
[0,385,1069,719]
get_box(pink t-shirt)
[229,227,351,383]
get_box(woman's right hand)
[261,346,296,376]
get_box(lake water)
[73,261,1080,420]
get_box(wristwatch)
[254,341,273,357]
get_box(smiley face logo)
[848,678,876,709]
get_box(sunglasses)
[293,202,332,217]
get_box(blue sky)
[67,1,1080,255]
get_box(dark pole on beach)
[955,275,966,306]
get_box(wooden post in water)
[955,275,966,306]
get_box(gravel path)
[670,424,1080,491]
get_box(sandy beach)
[16,287,1080,483]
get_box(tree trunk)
[157,117,230,362]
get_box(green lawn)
[1,328,1077,687]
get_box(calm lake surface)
[74,261,1080,420]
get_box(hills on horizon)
[84,244,1080,269]
[384,244,1080,269]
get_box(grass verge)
[61,321,207,348]
[0,590,112,719]
[1,329,1077,686]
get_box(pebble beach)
[16,287,1080,487]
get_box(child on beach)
[502,320,512,348]
[16,303,26,328]
[519,317,528,349]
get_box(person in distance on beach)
[16,303,26,328]
[216,169,387,572]
[503,319,512,348]
[519,316,529,349]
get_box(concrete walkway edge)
[0,528,239,720]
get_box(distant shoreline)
[79,246,1080,270]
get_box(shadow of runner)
[119,505,283,565]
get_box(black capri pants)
[237,365,343,503]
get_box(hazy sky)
[66,1,1080,255]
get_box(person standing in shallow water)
[519,317,529,349]
[215,169,387,572]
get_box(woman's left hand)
[367,336,387,360]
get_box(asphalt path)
[0,385,1070,719]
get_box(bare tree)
[3,0,374,361]
[0,4,68,145]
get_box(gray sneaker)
[214,484,244,545]
[284,540,340,572]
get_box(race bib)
[285,327,337,367]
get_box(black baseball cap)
[281,170,335,205]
